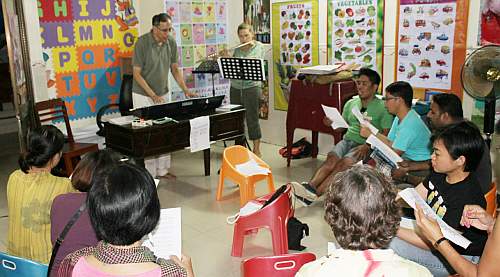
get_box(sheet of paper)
[321,105,349,129]
[327,242,339,255]
[351,106,379,135]
[216,104,241,112]
[143,208,182,258]
[366,134,403,168]
[189,116,210,152]
[398,187,471,249]
[235,159,270,176]
[400,217,416,230]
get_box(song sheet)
[189,116,210,152]
[321,105,349,129]
[143,208,182,258]
[398,187,471,249]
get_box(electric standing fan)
[461,45,500,147]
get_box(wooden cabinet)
[285,79,357,166]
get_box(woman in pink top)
[50,150,122,276]
[58,163,194,277]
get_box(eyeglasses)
[381,96,399,101]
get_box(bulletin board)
[38,0,139,120]
[272,0,319,111]
[164,1,230,102]
[394,0,469,99]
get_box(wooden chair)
[35,98,98,176]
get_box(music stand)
[217,57,266,82]
[192,59,220,97]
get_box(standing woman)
[7,125,74,263]
[230,23,265,157]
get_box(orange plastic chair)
[485,182,497,217]
[231,184,293,257]
[242,252,316,277]
[217,145,275,207]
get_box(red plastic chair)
[232,184,293,257]
[241,253,316,277]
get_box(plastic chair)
[242,252,316,277]
[0,252,48,276]
[217,145,275,207]
[232,184,293,257]
[485,182,497,217]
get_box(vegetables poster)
[328,0,384,75]
[164,1,229,101]
[395,0,469,95]
[272,0,319,110]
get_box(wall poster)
[272,0,319,111]
[394,0,469,97]
[164,0,229,102]
[327,0,384,76]
[39,0,139,120]
[243,0,271,44]
[479,0,500,45]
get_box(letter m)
[79,25,93,41]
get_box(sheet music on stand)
[217,57,266,81]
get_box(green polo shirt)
[342,96,394,144]
[231,41,265,90]
[132,32,178,96]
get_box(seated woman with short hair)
[296,165,431,276]
[49,150,122,276]
[58,163,194,277]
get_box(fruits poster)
[164,1,230,102]
[328,0,384,76]
[272,0,319,110]
[395,0,469,96]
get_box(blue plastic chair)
[0,252,48,277]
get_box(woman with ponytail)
[7,125,74,264]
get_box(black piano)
[103,96,245,176]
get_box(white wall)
[24,0,483,148]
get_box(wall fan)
[461,45,500,147]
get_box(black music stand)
[217,57,266,82]
[192,59,220,97]
[217,57,266,151]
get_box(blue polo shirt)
[388,109,431,161]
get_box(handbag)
[47,203,86,276]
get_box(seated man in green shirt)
[293,68,393,206]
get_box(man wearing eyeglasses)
[132,13,196,179]
[359,81,432,179]
[293,68,393,206]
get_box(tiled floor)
[0,132,334,277]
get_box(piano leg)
[204,149,210,176]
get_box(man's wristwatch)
[433,237,447,248]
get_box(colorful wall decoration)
[394,0,469,98]
[39,0,139,121]
[327,0,384,77]
[272,0,319,111]
[164,0,229,102]
[479,0,500,45]
[244,0,271,44]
